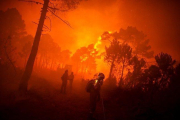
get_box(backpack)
[86,80,95,93]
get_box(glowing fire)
[108,31,112,34]
[94,79,98,86]
[94,36,102,50]
[81,56,88,62]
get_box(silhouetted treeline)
[103,52,180,119]
[0,8,97,77]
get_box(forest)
[0,0,180,120]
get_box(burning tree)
[102,27,153,86]
[102,26,154,58]
[104,39,133,86]
[71,44,99,78]
[118,43,132,86]
[101,27,154,66]
[104,39,121,79]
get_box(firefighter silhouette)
[61,70,68,94]
[87,73,105,119]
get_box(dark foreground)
[0,75,180,120]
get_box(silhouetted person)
[86,73,105,119]
[69,72,74,91]
[61,70,68,94]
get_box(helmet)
[98,73,105,80]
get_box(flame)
[81,56,88,62]
[108,31,112,34]
[94,36,102,50]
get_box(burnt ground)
[0,75,180,120]
[0,76,107,120]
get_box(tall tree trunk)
[119,58,125,86]
[108,58,115,79]
[19,0,49,92]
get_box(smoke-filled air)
[0,0,180,120]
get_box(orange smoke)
[2,0,179,80]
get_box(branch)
[19,0,59,11]
[18,0,43,5]
[45,16,52,31]
[19,0,73,29]
[32,21,51,32]
[48,8,73,29]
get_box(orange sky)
[1,0,180,75]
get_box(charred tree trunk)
[108,57,115,79]
[19,0,49,92]
[119,58,125,86]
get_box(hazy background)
[0,0,180,73]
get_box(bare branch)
[18,0,43,5]
[45,16,52,31]
[19,0,60,11]
[19,0,73,29]
[32,21,51,32]
[48,8,73,29]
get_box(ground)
[0,74,179,120]
[0,76,107,120]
